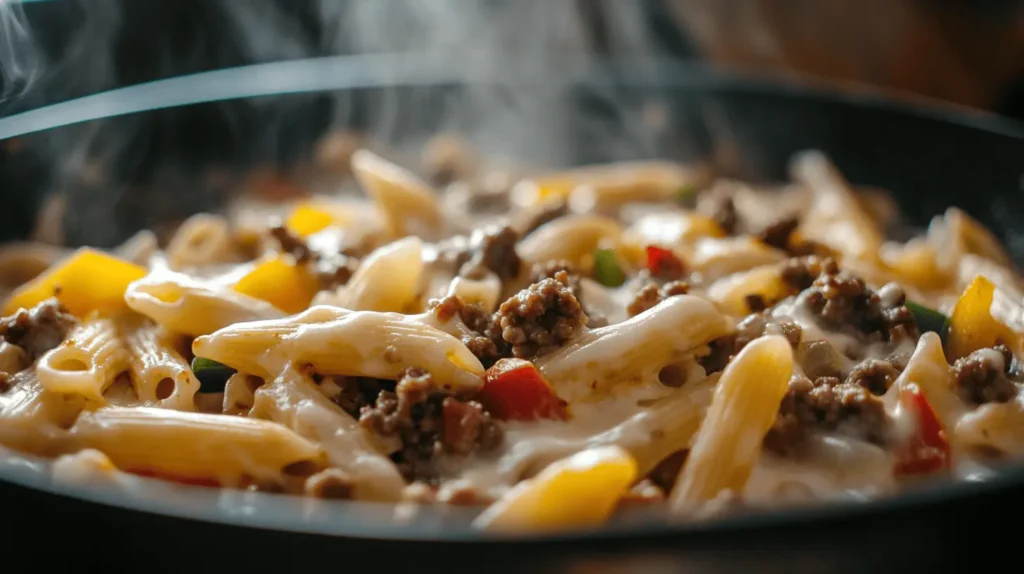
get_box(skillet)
[0,58,1023,573]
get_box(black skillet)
[0,59,1023,573]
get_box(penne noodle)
[125,269,285,337]
[517,214,624,267]
[37,315,131,403]
[119,315,201,410]
[69,406,327,485]
[671,335,793,510]
[192,305,485,394]
[334,236,423,313]
[249,367,406,500]
[351,149,445,240]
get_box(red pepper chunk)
[894,386,950,477]
[477,358,569,421]
[646,245,686,281]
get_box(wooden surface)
[665,0,1024,110]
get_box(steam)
[0,0,43,104]
[0,0,679,246]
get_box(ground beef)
[952,346,1019,405]
[789,257,918,345]
[764,374,891,456]
[698,313,802,375]
[707,195,739,235]
[268,224,360,290]
[429,295,509,368]
[356,367,504,483]
[626,280,690,317]
[518,197,569,236]
[304,468,355,499]
[780,255,838,292]
[531,260,583,299]
[846,358,901,396]
[0,298,77,361]
[758,216,800,251]
[459,225,522,282]
[496,275,588,358]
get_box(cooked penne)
[249,367,406,500]
[36,315,131,402]
[125,269,285,337]
[517,214,624,266]
[120,315,201,410]
[192,305,484,394]
[332,236,423,313]
[68,406,327,485]
[0,369,83,455]
[535,295,732,402]
[351,149,445,240]
[165,214,240,270]
[671,336,794,510]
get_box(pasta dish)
[0,138,1020,533]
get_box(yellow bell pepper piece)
[946,275,1021,360]
[285,201,351,237]
[3,248,147,317]
[233,256,319,314]
[473,446,637,532]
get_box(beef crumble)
[626,280,690,317]
[268,224,360,290]
[496,274,588,358]
[952,346,1019,405]
[429,295,509,368]
[758,216,800,251]
[354,367,504,483]
[698,313,802,375]
[459,225,522,282]
[787,256,918,345]
[0,298,78,362]
[764,373,891,457]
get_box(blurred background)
[3,0,1024,118]
[0,0,1023,245]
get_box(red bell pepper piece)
[894,385,950,477]
[477,358,569,421]
[646,245,686,280]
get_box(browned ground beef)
[780,255,838,292]
[518,197,569,236]
[758,216,800,251]
[429,295,509,368]
[626,280,690,317]
[952,346,1019,405]
[0,298,78,361]
[460,225,522,282]
[698,313,802,375]
[790,257,918,345]
[707,195,739,235]
[268,224,360,290]
[764,373,891,456]
[496,274,588,358]
[531,259,582,299]
[846,358,902,395]
[354,367,503,483]
[304,468,355,499]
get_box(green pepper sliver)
[191,357,236,393]
[593,248,626,287]
[906,301,949,340]
[675,183,697,203]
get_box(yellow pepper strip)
[233,256,319,314]
[284,201,353,237]
[946,275,1021,360]
[3,248,147,317]
[473,445,637,532]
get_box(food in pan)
[0,140,1020,532]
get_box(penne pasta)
[332,236,423,313]
[36,315,131,403]
[671,335,794,510]
[119,315,201,410]
[68,406,327,485]
[351,149,445,240]
[192,305,485,394]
